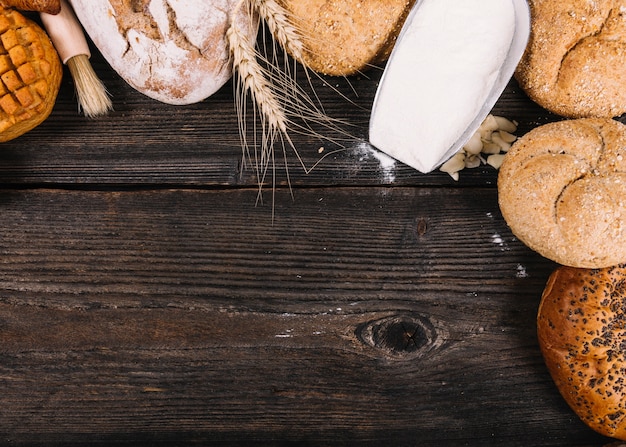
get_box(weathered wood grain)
[0,22,618,447]
[0,187,609,446]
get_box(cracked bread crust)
[278,0,414,76]
[498,118,626,268]
[69,0,257,105]
[537,264,626,440]
[0,6,61,142]
[515,0,626,118]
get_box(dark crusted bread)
[538,264,626,440]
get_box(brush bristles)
[66,54,112,118]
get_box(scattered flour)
[356,142,397,183]
[516,264,529,278]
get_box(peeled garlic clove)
[491,132,512,152]
[482,141,502,154]
[487,153,506,169]
[464,154,482,169]
[481,114,500,132]
[463,132,484,155]
[498,130,517,144]
[494,115,517,133]
[440,151,466,179]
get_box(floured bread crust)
[69,0,257,105]
[278,0,414,76]
[498,118,626,268]
[515,0,626,118]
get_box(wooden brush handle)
[0,0,60,14]
[40,0,89,63]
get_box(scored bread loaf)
[0,6,61,142]
[68,0,257,105]
[278,0,414,76]
[515,0,626,118]
[538,264,626,440]
[498,118,626,268]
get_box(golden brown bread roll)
[498,118,626,268]
[0,0,61,14]
[278,0,414,76]
[515,0,626,118]
[538,264,626,440]
[0,6,61,142]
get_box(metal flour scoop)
[369,0,530,174]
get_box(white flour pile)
[369,0,516,173]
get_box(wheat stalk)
[254,0,304,63]
[227,0,358,211]
[227,11,287,135]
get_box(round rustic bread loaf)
[68,0,257,105]
[498,118,626,268]
[0,6,61,142]
[278,0,414,76]
[538,264,626,440]
[515,0,626,118]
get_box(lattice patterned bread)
[0,6,61,142]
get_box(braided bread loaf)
[498,118,626,268]
[515,0,626,118]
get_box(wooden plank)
[0,49,561,189]
[0,187,609,445]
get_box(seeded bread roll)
[498,118,626,268]
[537,264,626,440]
[515,0,626,118]
[278,0,414,76]
[69,0,257,105]
[0,6,61,142]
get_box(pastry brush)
[40,0,112,117]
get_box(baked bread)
[515,0,626,118]
[0,0,60,14]
[537,264,626,440]
[68,0,257,105]
[0,6,61,142]
[498,118,626,268]
[278,0,414,76]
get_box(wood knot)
[356,314,441,360]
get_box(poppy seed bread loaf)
[538,264,626,440]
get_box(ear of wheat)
[227,0,357,209]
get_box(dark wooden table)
[0,27,620,446]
